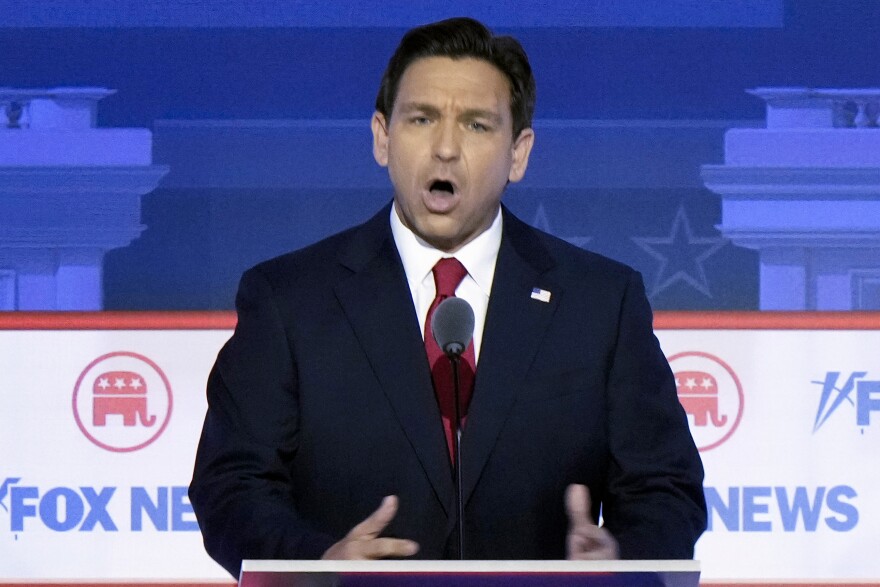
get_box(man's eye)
[411,116,431,125]
[467,121,490,132]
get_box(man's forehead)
[393,56,512,113]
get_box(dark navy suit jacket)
[189,205,706,577]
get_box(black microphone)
[431,297,475,358]
[431,296,474,560]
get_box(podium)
[239,560,700,587]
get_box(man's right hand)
[321,495,420,560]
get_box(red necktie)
[424,257,476,462]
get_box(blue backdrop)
[2,0,877,310]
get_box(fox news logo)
[0,477,197,534]
[812,371,880,433]
[706,485,858,532]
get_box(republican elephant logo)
[675,370,728,427]
[92,370,156,427]
[73,351,173,453]
[668,351,744,452]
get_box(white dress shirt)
[389,204,502,363]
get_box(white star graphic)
[114,377,127,389]
[97,377,110,390]
[130,378,143,390]
[531,203,592,250]
[632,204,727,298]
[701,377,714,390]
[685,378,697,389]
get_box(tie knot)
[432,257,468,298]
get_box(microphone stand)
[448,352,465,560]
[432,296,474,561]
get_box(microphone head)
[431,297,475,357]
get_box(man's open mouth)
[429,180,456,195]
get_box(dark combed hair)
[375,17,536,139]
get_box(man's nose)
[432,122,461,162]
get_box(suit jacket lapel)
[459,208,561,507]
[333,206,454,515]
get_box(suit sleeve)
[601,271,707,559]
[189,267,336,577]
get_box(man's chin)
[413,225,469,254]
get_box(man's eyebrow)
[460,109,503,124]
[398,102,441,116]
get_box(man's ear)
[371,112,389,167]
[508,127,535,183]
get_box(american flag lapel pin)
[530,287,552,303]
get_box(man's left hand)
[565,484,619,560]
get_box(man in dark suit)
[190,17,706,578]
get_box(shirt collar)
[390,203,502,297]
